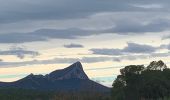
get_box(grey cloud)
[162,35,170,40]
[111,52,170,62]
[113,55,148,62]
[0,52,170,68]
[0,58,79,68]
[0,0,163,24]
[31,28,92,39]
[158,43,170,50]
[123,43,157,53]
[0,33,46,43]
[0,28,92,43]
[90,48,123,55]
[0,47,40,59]
[64,43,84,48]
[0,0,169,44]
[0,56,112,68]
[90,42,157,55]
[81,57,113,63]
[159,44,168,49]
[150,52,170,58]
[104,19,170,34]
[132,4,163,9]
[0,18,170,44]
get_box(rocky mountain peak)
[69,61,83,69]
[147,60,167,71]
[48,61,89,80]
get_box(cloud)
[0,56,112,68]
[81,57,113,63]
[111,52,170,62]
[0,0,164,24]
[150,52,170,58]
[0,28,93,43]
[0,18,170,44]
[0,32,46,43]
[0,47,40,59]
[0,51,170,68]
[158,43,170,50]
[64,43,84,48]
[90,42,157,56]
[123,43,157,53]
[90,48,123,55]
[0,58,80,68]
[104,19,170,34]
[0,0,168,44]
[162,35,170,40]
[132,4,163,9]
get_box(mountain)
[0,61,110,92]
[47,61,89,80]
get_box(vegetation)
[0,88,54,100]
[112,60,170,100]
[0,88,110,100]
[52,92,110,100]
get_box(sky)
[0,0,170,87]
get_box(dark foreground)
[0,88,111,100]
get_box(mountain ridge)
[0,61,110,92]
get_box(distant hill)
[0,61,110,92]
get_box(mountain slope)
[0,61,109,92]
[47,61,89,80]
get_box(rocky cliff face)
[47,61,89,80]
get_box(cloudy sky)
[0,0,170,87]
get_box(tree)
[112,61,170,100]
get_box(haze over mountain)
[0,61,109,92]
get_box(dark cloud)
[104,19,170,34]
[123,43,157,53]
[0,33,46,43]
[111,52,170,62]
[0,18,169,44]
[90,48,123,55]
[112,55,148,62]
[90,42,170,62]
[64,43,84,48]
[0,58,79,68]
[158,43,170,50]
[0,47,40,59]
[90,42,157,55]
[0,56,112,67]
[0,0,168,44]
[150,52,170,58]
[32,28,92,39]
[0,0,164,24]
[162,35,170,40]
[81,57,113,63]
[0,28,92,43]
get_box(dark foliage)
[112,60,170,100]
[53,91,110,100]
[0,88,54,100]
[0,88,110,100]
